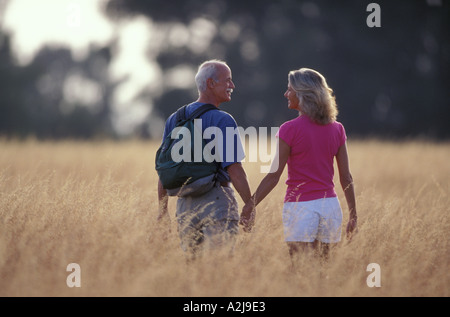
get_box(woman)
[240,68,357,262]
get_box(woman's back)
[278,115,346,202]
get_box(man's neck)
[197,94,220,107]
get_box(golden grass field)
[0,138,448,297]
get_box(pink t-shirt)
[277,115,347,202]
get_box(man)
[157,60,254,259]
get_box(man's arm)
[227,162,254,231]
[157,179,169,222]
[226,162,252,204]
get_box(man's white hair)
[195,60,229,92]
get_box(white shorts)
[282,197,343,243]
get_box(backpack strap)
[175,105,188,124]
[187,103,218,120]
[175,103,218,124]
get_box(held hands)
[239,198,256,233]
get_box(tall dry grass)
[0,138,448,297]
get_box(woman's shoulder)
[330,120,345,131]
[279,115,308,131]
[330,120,347,143]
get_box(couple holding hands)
[157,60,357,263]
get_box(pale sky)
[2,0,114,65]
[1,0,201,136]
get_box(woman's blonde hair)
[288,68,338,125]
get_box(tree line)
[1,0,449,140]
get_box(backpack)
[155,103,220,197]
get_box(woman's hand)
[239,199,256,232]
[346,216,358,240]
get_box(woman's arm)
[253,138,290,206]
[239,138,290,230]
[335,142,357,238]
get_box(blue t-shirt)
[161,102,245,182]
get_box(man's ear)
[207,78,215,89]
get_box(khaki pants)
[176,184,239,256]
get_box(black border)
[1,297,445,314]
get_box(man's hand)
[239,199,256,232]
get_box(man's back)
[162,102,245,183]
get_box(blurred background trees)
[0,0,449,140]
